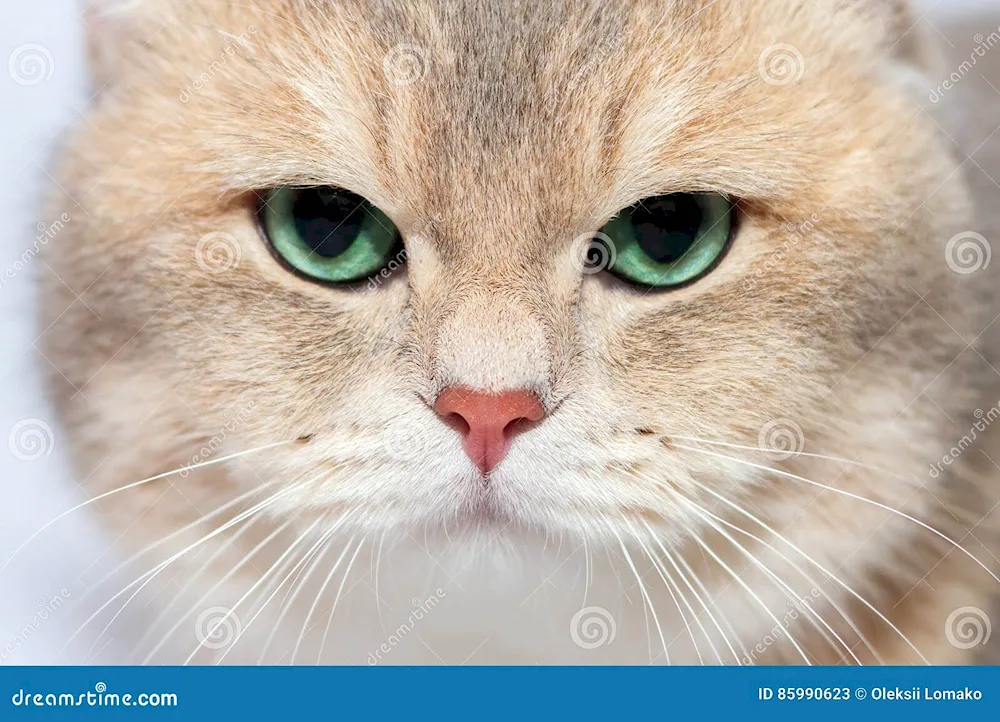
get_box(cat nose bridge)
[431,288,552,392]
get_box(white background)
[0,0,995,663]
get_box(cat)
[35,0,1000,664]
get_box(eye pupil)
[260,186,401,285]
[598,192,733,288]
[631,195,703,264]
[292,188,367,258]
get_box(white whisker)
[664,509,813,665]
[672,549,749,662]
[673,443,1000,585]
[317,539,364,664]
[624,518,704,664]
[668,435,910,481]
[129,508,269,661]
[256,536,334,664]
[684,498,871,665]
[232,520,340,665]
[672,493,859,664]
[93,481,279,608]
[291,534,358,664]
[609,525,668,665]
[1,440,292,576]
[673,445,931,663]
[639,519,734,665]
[140,519,293,664]
[260,511,357,663]
[65,483,298,660]
[198,517,324,665]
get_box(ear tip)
[86,0,147,16]
[84,1,141,89]
[871,0,939,75]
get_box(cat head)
[44,0,983,546]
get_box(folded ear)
[877,0,938,74]
[864,0,949,113]
[84,0,156,89]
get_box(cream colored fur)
[39,0,1000,663]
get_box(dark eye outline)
[598,193,739,291]
[254,186,405,288]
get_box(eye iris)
[630,195,703,264]
[292,188,366,258]
[600,192,732,288]
[261,186,401,284]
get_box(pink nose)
[434,387,545,474]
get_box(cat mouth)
[459,480,517,529]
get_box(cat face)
[45,0,979,549]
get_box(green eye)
[260,186,401,283]
[600,193,734,288]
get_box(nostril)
[503,414,540,439]
[441,411,471,436]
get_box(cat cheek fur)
[39,0,999,663]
